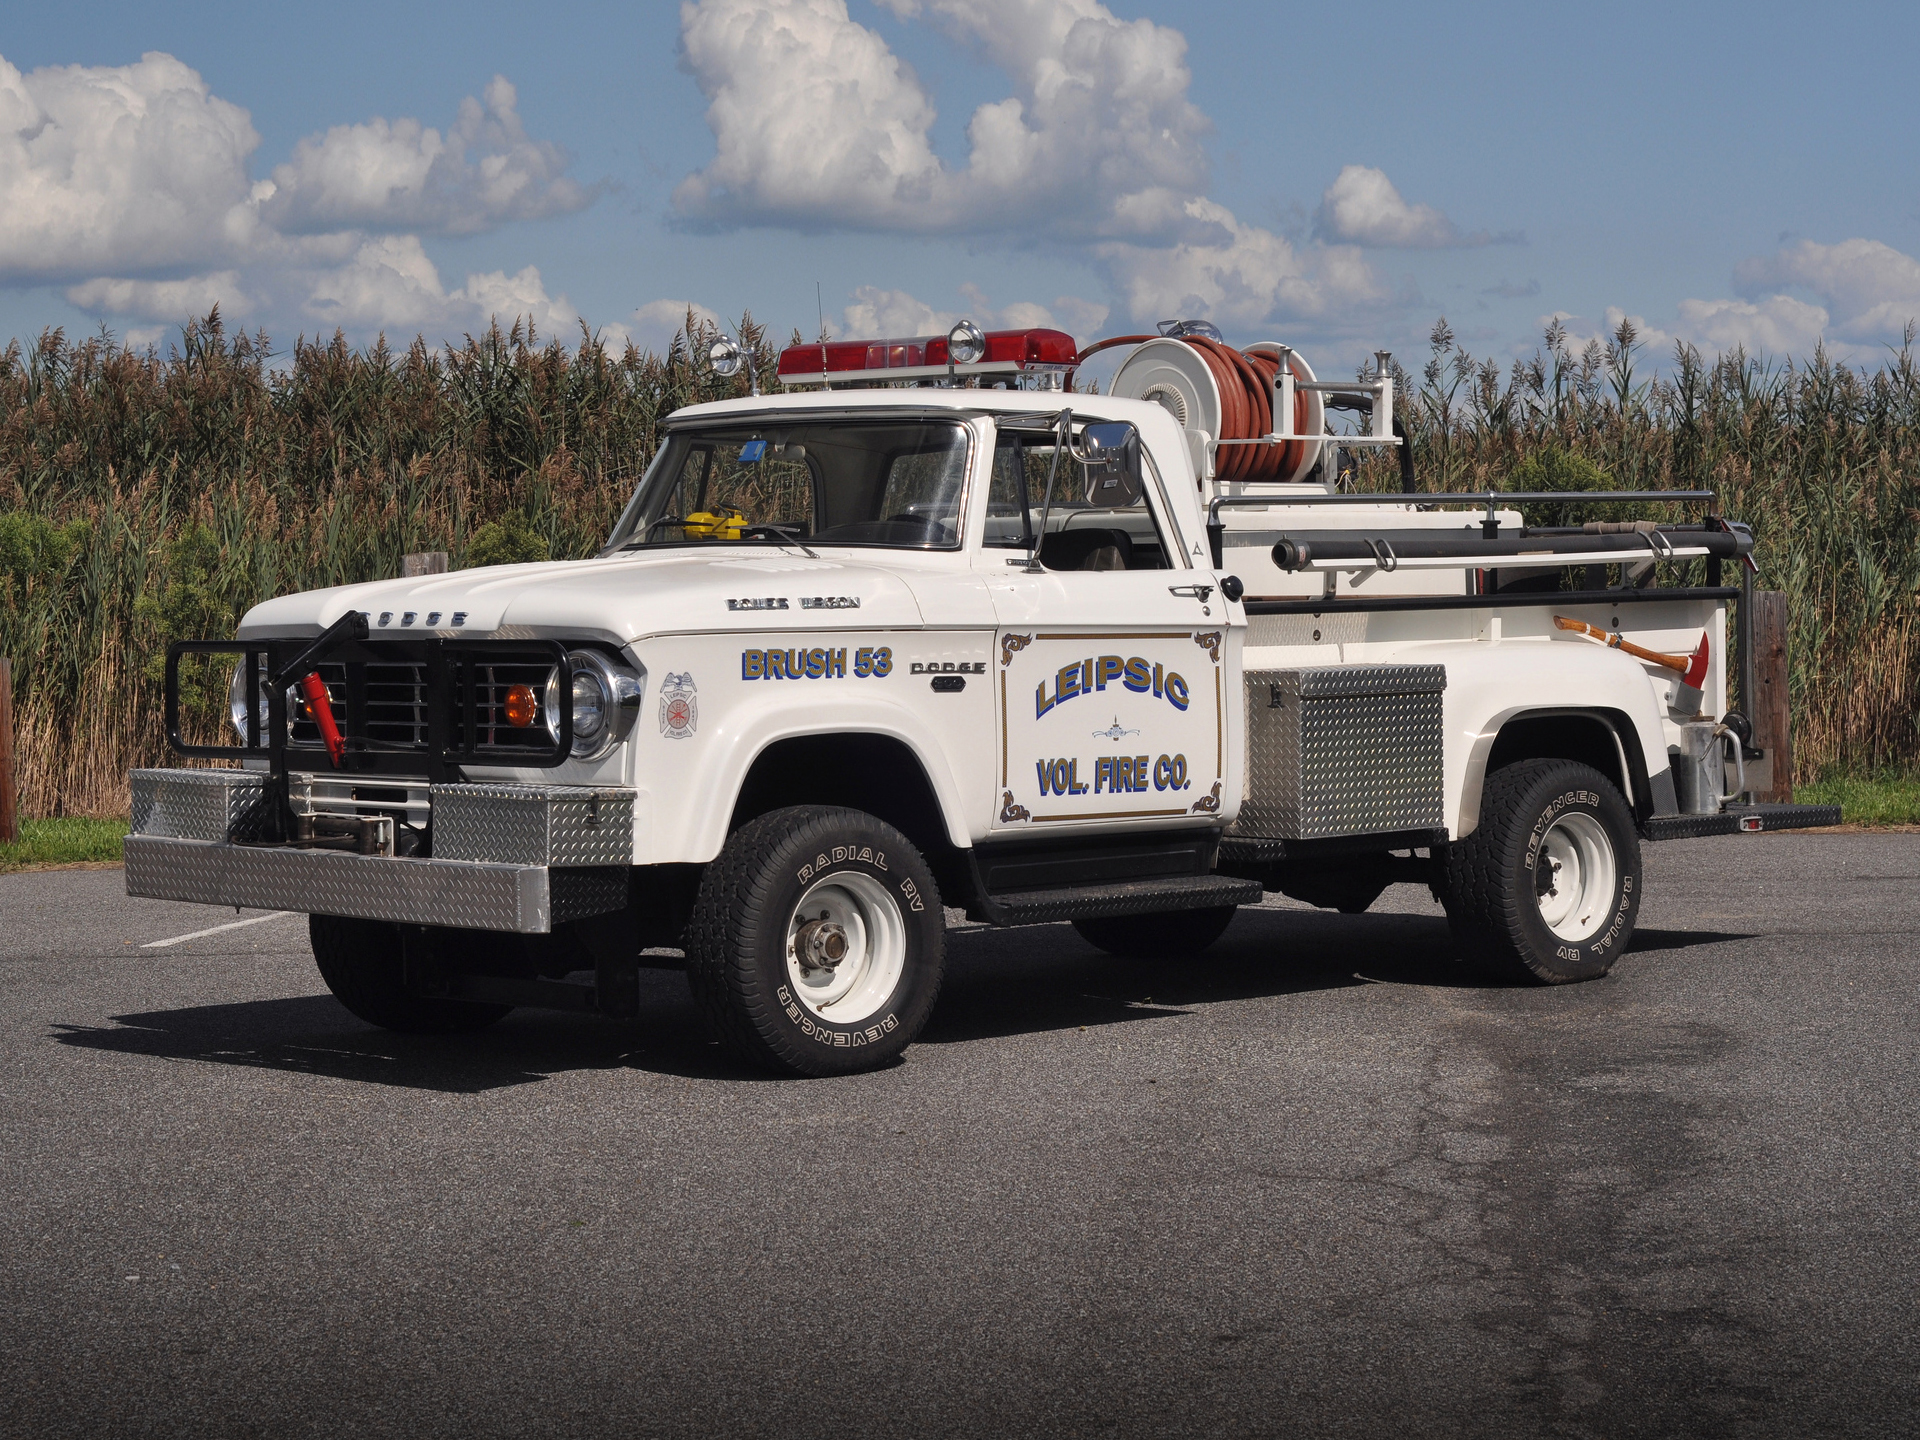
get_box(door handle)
[1168,584,1214,603]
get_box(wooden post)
[0,657,17,844]
[1750,591,1792,803]
[402,551,449,578]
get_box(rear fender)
[1436,642,1671,839]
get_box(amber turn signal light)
[503,682,540,728]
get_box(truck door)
[984,421,1226,833]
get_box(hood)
[238,550,927,644]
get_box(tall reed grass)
[0,309,771,815]
[1350,317,1919,783]
[0,308,1912,816]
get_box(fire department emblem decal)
[659,672,698,739]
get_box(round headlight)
[571,667,608,744]
[228,660,268,744]
[565,650,645,760]
[947,319,986,366]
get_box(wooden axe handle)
[1552,615,1688,675]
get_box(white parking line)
[141,912,297,950]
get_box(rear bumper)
[124,835,626,933]
[1641,803,1842,841]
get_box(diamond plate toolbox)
[429,784,635,867]
[130,768,274,842]
[1233,665,1447,839]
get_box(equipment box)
[1235,665,1447,839]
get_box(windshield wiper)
[745,523,819,559]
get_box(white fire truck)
[127,319,1835,1075]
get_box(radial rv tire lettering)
[1440,758,1642,984]
[309,914,514,1033]
[684,805,946,1076]
[1072,904,1238,959]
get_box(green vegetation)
[0,304,1914,818]
[0,306,772,816]
[1797,773,1920,827]
[0,817,129,873]
[465,515,552,567]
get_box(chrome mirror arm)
[1023,408,1073,573]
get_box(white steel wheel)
[784,870,907,1026]
[1533,811,1618,942]
[1442,758,1643,985]
[685,806,948,1076]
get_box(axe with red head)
[1554,616,1710,706]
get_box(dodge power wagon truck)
[127,321,1836,1075]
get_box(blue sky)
[2,0,1916,373]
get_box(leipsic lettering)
[1034,654,1190,717]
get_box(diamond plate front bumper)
[124,835,625,933]
[124,768,635,933]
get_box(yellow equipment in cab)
[683,507,747,540]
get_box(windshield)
[608,419,972,551]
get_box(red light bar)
[777,327,1077,385]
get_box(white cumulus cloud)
[0,49,595,342]
[674,0,945,231]
[1732,237,1920,343]
[1675,295,1830,356]
[299,235,578,338]
[261,76,591,237]
[675,0,1211,243]
[833,282,1105,341]
[673,0,1395,336]
[65,271,253,322]
[0,52,260,283]
[1539,307,1676,362]
[1102,199,1386,332]
[1314,165,1514,249]
[602,298,727,356]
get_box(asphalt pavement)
[2,834,1916,1439]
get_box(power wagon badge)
[659,672,698,739]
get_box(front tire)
[685,806,947,1076]
[1441,759,1642,984]
[309,915,513,1033]
[1073,905,1238,959]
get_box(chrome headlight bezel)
[228,659,270,744]
[564,649,644,760]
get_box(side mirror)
[1076,421,1143,507]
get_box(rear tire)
[1073,905,1238,959]
[309,915,513,1034]
[1441,759,1642,984]
[685,806,946,1076]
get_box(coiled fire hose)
[1076,335,1312,484]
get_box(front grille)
[289,659,561,757]
[466,663,563,751]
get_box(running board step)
[1641,803,1841,841]
[979,874,1263,927]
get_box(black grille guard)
[165,613,573,795]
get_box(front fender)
[633,683,976,864]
